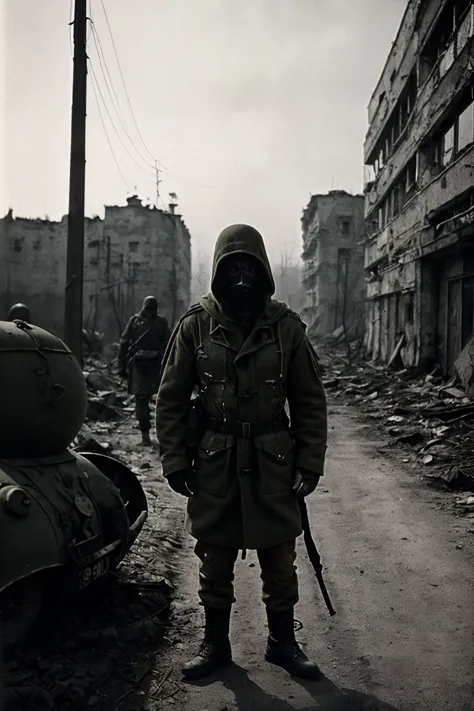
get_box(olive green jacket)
[155,225,327,549]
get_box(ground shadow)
[186,662,402,711]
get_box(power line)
[96,0,263,193]
[89,20,156,172]
[99,0,157,164]
[88,59,155,178]
[89,70,130,191]
[96,0,237,191]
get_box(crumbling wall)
[366,0,420,153]
[314,193,366,337]
[0,214,67,334]
[100,199,191,342]
[0,199,192,344]
[366,36,474,220]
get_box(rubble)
[318,341,474,495]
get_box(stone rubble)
[318,340,474,514]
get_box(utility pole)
[64,0,88,364]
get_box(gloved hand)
[293,468,320,498]
[167,470,192,497]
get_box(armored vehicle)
[0,321,148,647]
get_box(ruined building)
[364,0,474,373]
[0,196,191,343]
[301,191,365,337]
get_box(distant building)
[363,0,474,373]
[0,196,191,343]
[301,190,365,337]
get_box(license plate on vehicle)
[78,555,110,589]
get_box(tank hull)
[0,450,148,646]
[0,320,88,457]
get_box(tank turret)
[0,320,88,457]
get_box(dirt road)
[137,405,474,711]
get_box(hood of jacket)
[200,224,287,327]
[211,223,275,296]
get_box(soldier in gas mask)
[156,224,327,680]
[119,296,171,445]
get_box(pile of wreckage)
[75,357,133,454]
[318,335,474,515]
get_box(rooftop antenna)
[155,161,161,207]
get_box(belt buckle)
[241,422,251,438]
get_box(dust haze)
[1,0,405,262]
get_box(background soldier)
[119,295,170,445]
[7,303,31,322]
[156,224,328,681]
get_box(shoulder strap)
[158,304,205,384]
[287,309,307,330]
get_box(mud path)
[130,405,474,711]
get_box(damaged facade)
[301,190,365,337]
[0,196,191,343]
[364,0,474,374]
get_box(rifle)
[298,498,336,616]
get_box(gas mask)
[218,255,264,315]
[141,296,158,319]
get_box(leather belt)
[207,413,289,438]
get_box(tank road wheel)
[0,573,43,650]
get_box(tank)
[0,450,148,648]
[0,320,88,457]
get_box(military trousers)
[194,539,299,612]
[134,395,152,432]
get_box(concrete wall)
[0,197,192,344]
[301,191,366,337]
[364,0,474,372]
[0,211,101,336]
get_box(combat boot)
[141,430,151,446]
[265,608,321,680]
[182,606,232,680]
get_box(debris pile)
[319,344,474,503]
[81,356,133,426]
[4,564,172,710]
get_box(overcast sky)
[0,0,406,262]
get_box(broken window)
[405,155,418,196]
[129,241,139,253]
[441,124,455,166]
[456,2,473,54]
[458,100,474,152]
[341,219,352,235]
[378,207,384,231]
[462,276,474,348]
[420,1,456,71]
[364,164,376,185]
[405,294,414,325]
[393,183,402,216]
[393,106,401,143]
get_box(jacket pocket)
[254,431,296,495]
[193,430,234,498]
